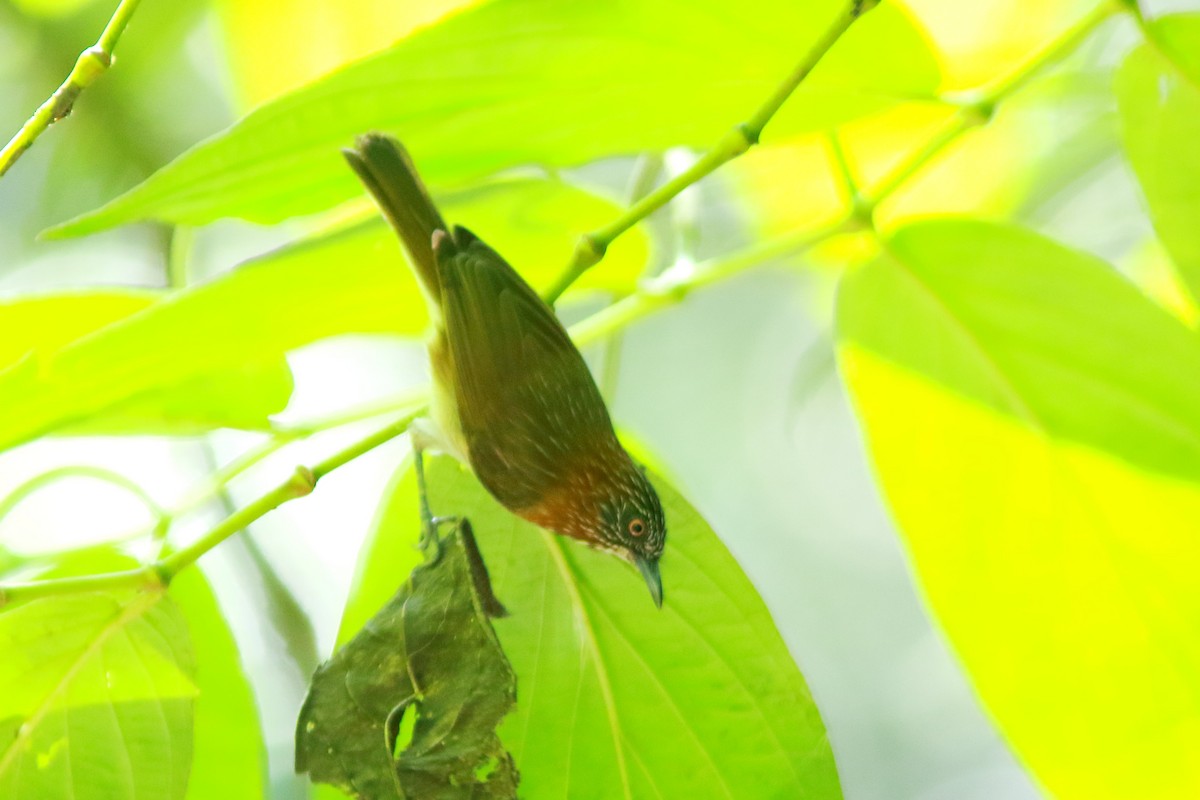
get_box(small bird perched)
[343,134,666,607]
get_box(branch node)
[290,466,317,498]
[575,233,606,269]
[850,192,876,229]
[50,87,83,123]
[943,90,997,128]
[725,124,757,157]
[964,99,996,128]
[646,274,690,304]
[79,46,114,81]
[147,562,172,590]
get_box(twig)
[0,465,169,535]
[541,0,881,304]
[572,0,1119,344]
[570,216,862,348]
[856,0,1120,221]
[0,409,420,607]
[0,0,143,177]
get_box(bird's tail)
[343,134,447,305]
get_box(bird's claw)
[418,515,460,563]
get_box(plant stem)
[572,0,1118,344]
[862,109,980,214]
[861,0,1119,219]
[166,225,194,290]
[0,466,168,532]
[0,409,420,607]
[53,391,429,557]
[825,129,861,208]
[0,0,143,177]
[571,216,861,348]
[597,153,666,403]
[981,0,1120,103]
[541,0,879,304]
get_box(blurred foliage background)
[2,0,1200,797]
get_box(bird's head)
[594,462,667,608]
[517,455,667,607]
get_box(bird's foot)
[419,514,461,563]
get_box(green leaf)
[8,549,266,799]
[297,524,518,799]
[1117,13,1200,303]
[0,291,293,447]
[337,456,840,799]
[47,0,938,236]
[171,570,267,800]
[838,219,1200,483]
[0,590,197,799]
[0,256,400,458]
[59,362,294,437]
[837,220,1200,796]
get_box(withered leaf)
[296,523,517,799]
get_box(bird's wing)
[437,227,613,508]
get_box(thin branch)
[861,0,1119,217]
[0,466,169,534]
[43,391,428,558]
[624,153,666,208]
[570,216,862,349]
[541,0,881,304]
[272,387,429,438]
[573,0,1118,344]
[166,225,194,290]
[862,109,980,212]
[0,409,420,607]
[825,129,861,206]
[598,153,666,403]
[978,0,1120,103]
[0,0,143,177]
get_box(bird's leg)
[412,443,442,561]
[410,419,464,563]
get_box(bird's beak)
[635,556,663,609]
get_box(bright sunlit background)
[3,0,1197,797]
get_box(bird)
[343,133,666,607]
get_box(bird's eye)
[628,518,646,536]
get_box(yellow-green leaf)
[839,348,1200,798]
[214,0,472,107]
[47,0,938,237]
[0,176,651,454]
[0,292,293,446]
[838,220,1200,482]
[837,219,1200,797]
